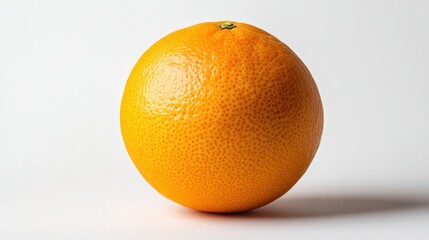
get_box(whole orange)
[120,21,323,213]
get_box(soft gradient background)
[1,0,429,239]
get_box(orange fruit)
[120,21,323,213]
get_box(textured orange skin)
[120,21,323,213]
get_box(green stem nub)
[219,22,236,30]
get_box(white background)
[1,0,429,239]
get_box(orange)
[120,21,323,213]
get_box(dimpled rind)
[120,21,323,213]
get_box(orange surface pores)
[120,21,323,213]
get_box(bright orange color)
[120,21,323,213]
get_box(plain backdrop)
[1,0,429,239]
